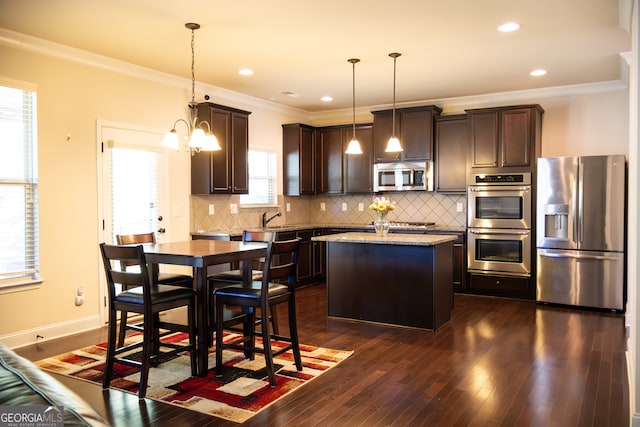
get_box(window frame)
[0,80,41,292]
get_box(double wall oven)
[467,173,532,277]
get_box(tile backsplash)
[191,192,466,232]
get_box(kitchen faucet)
[262,211,282,228]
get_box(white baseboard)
[0,315,102,349]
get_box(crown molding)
[0,27,307,119]
[1,26,628,126]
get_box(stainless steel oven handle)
[468,186,531,192]
[469,229,530,235]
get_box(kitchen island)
[312,232,457,330]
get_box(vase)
[373,217,390,237]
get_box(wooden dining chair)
[208,230,276,283]
[213,238,303,387]
[115,232,193,346]
[99,243,197,399]
[208,230,280,333]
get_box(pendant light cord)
[190,27,196,104]
[352,59,357,139]
[391,53,399,137]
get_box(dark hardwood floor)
[16,283,629,426]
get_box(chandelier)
[161,23,221,154]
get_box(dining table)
[143,239,268,376]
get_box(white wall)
[0,31,631,348]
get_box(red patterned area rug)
[35,332,353,423]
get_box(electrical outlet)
[341,202,348,212]
[320,202,326,211]
[286,202,291,212]
[358,202,364,212]
[456,202,464,213]
[75,287,85,306]
[230,203,238,214]
[208,204,215,215]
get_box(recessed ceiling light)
[498,22,520,32]
[321,96,333,102]
[238,68,254,76]
[530,69,547,77]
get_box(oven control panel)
[469,173,531,186]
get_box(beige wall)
[0,40,630,347]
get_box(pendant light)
[385,52,403,153]
[161,23,221,154]
[345,58,363,155]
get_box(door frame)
[96,119,172,324]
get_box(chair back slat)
[115,233,156,270]
[243,230,276,243]
[100,243,151,303]
[116,232,157,245]
[261,238,300,293]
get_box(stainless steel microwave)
[373,161,432,192]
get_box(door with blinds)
[98,122,170,323]
[99,123,167,246]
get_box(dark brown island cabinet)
[314,232,456,331]
[191,103,251,194]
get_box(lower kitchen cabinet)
[425,230,466,292]
[296,229,313,285]
[468,273,534,300]
[275,230,313,286]
[312,229,326,280]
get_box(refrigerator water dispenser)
[544,204,569,240]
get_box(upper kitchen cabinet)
[372,105,442,163]
[466,105,543,172]
[283,123,316,196]
[434,114,468,193]
[191,103,251,194]
[316,126,343,194]
[344,125,373,193]
[316,124,373,194]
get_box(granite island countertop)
[193,223,465,239]
[312,232,458,246]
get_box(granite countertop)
[192,223,466,238]
[311,232,458,246]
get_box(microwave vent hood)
[373,161,433,192]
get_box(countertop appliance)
[373,161,432,192]
[467,173,532,277]
[536,155,626,311]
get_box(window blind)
[0,86,39,286]
[108,146,161,244]
[240,150,277,206]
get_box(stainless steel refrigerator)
[536,155,626,311]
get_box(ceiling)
[0,0,631,112]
